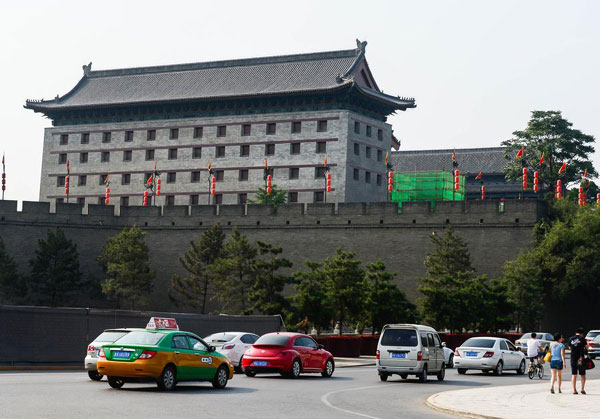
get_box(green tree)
[0,237,26,304]
[213,228,257,314]
[248,184,287,207]
[502,111,596,190]
[169,223,225,313]
[97,226,155,310]
[365,259,417,334]
[28,229,83,307]
[291,261,335,334]
[248,241,293,315]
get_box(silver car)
[589,335,600,359]
[454,337,526,376]
[515,332,553,354]
[84,329,139,380]
[204,332,259,372]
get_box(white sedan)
[204,332,260,371]
[454,337,526,376]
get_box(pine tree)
[0,236,26,304]
[292,261,334,334]
[248,184,287,207]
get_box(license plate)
[465,351,477,357]
[112,351,131,359]
[96,350,101,356]
[522,343,527,347]
[391,352,406,358]
[253,361,267,367]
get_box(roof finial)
[355,39,367,54]
[82,62,92,77]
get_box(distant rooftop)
[391,147,507,174]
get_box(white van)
[376,324,446,382]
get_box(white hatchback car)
[454,337,526,376]
[204,332,260,371]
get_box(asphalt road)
[2,366,599,419]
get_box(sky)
[1,0,598,203]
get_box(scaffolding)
[391,171,465,208]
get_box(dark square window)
[98,197,105,205]
[191,171,201,183]
[315,167,326,178]
[170,128,179,139]
[57,176,65,187]
[240,145,250,156]
[265,144,275,156]
[215,170,224,181]
[102,132,111,143]
[365,171,371,183]
[354,121,360,134]
[100,174,109,185]
[366,146,372,158]
[289,168,299,179]
[214,194,223,205]
[101,151,110,162]
[317,120,328,132]
[266,123,276,135]
[120,173,131,185]
[217,125,226,137]
[241,124,251,136]
[56,198,64,204]
[146,149,155,161]
[80,152,88,163]
[377,149,383,162]
[316,141,326,153]
[366,125,372,137]
[193,127,203,139]
[377,174,382,186]
[78,175,87,186]
[193,147,202,159]
[288,191,298,203]
[378,129,383,141]
[314,191,324,202]
[58,153,67,164]
[167,172,176,183]
[166,195,175,206]
[60,134,68,145]
[120,196,129,207]
[147,130,156,141]
[353,168,359,180]
[81,133,89,144]
[123,150,132,162]
[190,194,199,205]
[216,146,226,158]
[238,193,247,204]
[168,148,178,160]
[125,131,134,142]
[291,121,302,133]
[354,143,360,155]
[239,169,249,181]
[290,142,300,155]
[77,197,85,206]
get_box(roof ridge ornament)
[355,39,367,54]
[82,62,92,77]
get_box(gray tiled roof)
[25,44,415,111]
[391,147,507,175]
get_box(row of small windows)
[352,168,384,186]
[353,121,384,141]
[57,142,328,164]
[57,120,330,145]
[353,143,384,161]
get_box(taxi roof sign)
[146,317,179,330]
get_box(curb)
[426,393,501,419]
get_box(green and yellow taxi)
[97,317,234,390]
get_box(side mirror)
[318,344,324,350]
[442,342,447,347]
[208,345,215,353]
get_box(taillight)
[88,345,95,352]
[376,350,380,360]
[222,344,235,350]
[454,349,459,357]
[417,351,423,361]
[139,350,157,359]
[483,351,494,358]
[98,348,106,358]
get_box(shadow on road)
[113,384,258,394]
[249,374,353,381]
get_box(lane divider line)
[320,385,383,419]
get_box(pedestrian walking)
[568,328,588,394]
[549,333,565,394]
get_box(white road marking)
[321,385,383,419]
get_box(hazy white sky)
[1,0,598,203]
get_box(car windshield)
[462,338,496,348]
[113,331,164,345]
[254,335,290,346]
[381,329,418,347]
[95,331,129,342]
[205,333,237,343]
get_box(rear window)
[587,331,600,339]
[94,331,129,342]
[205,333,237,343]
[114,331,164,345]
[381,329,418,347]
[254,335,290,346]
[462,338,496,348]
[520,333,532,340]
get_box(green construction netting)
[391,171,465,207]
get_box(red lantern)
[481,185,486,201]
[266,174,272,195]
[143,190,149,206]
[597,193,600,205]
[522,167,527,189]
[388,171,394,193]
[326,172,332,193]
[1,172,5,192]
[156,178,161,197]
[105,187,110,205]
[211,176,216,196]
[556,179,562,200]
[533,171,539,193]
[65,175,70,196]
[454,170,460,191]
[579,186,585,207]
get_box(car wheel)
[494,361,503,376]
[289,359,301,379]
[400,374,408,380]
[448,354,454,369]
[244,368,256,377]
[517,360,526,375]
[437,363,445,381]
[379,372,389,382]
[107,377,124,389]
[212,365,229,389]
[157,365,177,391]
[419,364,428,382]
[457,368,467,375]
[321,359,334,378]
[88,370,103,381]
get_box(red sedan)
[242,332,334,378]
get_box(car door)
[420,332,430,365]
[293,337,312,370]
[433,334,444,370]
[304,336,323,370]
[171,334,195,379]
[498,340,512,368]
[427,333,439,371]
[506,340,522,368]
[188,336,218,380]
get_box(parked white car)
[454,337,526,376]
[204,332,260,371]
[515,332,553,354]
